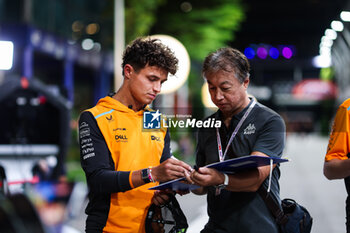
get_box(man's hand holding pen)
[184,165,225,188]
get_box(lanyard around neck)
[216,99,256,162]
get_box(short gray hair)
[202,47,250,83]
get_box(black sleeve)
[253,114,286,157]
[79,111,131,194]
[195,129,206,167]
[160,129,172,163]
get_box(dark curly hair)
[202,47,250,83]
[122,37,178,76]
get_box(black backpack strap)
[258,186,288,225]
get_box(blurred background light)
[86,23,100,35]
[321,36,333,47]
[340,11,350,22]
[319,46,331,55]
[312,55,332,68]
[320,40,333,48]
[244,44,297,60]
[325,29,337,40]
[67,39,76,45]
[244,47,255,59]
[54,45,65,59]
[0,41,14,70]
[256,47,268,59]
[82,38,94,50]
[30,30,42,46]
[269,47,279,59]
[180,2,192,13]
[72,20,84,32]
[150,35,190,94]
[93,42,101,52]
[282,47,293,59]
[201,82,217,108]
[331,20,344,32]
[43,37,55,53]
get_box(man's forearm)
[324,158,350,179]
[225,167,268,192]
[191,186,208,195]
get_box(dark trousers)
[345,177,350,233]
[347,195,350,233]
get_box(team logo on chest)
[106,114,114,122]
[151,135,161,141]
[243,123,256,135]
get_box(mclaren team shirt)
[79,96,171,233]
[325,98,350,230]
[325,98,350,162]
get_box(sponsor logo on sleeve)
[79,128,90,139]
[83,153,95,160]
[79,123,95,159]
[79,121,88,129]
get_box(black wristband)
[141,168,150,184]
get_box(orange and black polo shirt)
[325,98,350,162]
[325,98,350,229]
[79,95,171,233]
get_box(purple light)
[257,47,268,59]
[269,47,279,59]
[282,47,293,59]
[244,47,255,59]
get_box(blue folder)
[149,155,289,191]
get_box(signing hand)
[152,158,192,183]
[190,167,225,187]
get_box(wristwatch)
[216,173,229,190]
[141,168,150,183]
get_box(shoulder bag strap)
[258,186,288,225]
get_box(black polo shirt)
[196,99,286,233]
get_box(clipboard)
[149,155,289,191]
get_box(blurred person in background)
[324,98,350,232]
[78,37,192,233]
[185,47,286,233]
